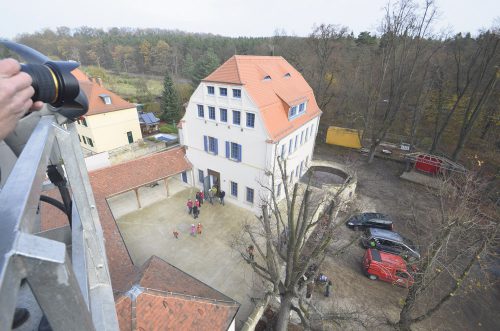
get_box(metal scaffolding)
[0,116,118,330]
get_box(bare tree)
[366,0,438,163]
[395,173,498,331]
[429,30,499,159]
[232,158,355,330]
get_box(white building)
[179,55,321,213]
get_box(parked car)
[361,228,420,261]
[346,212,393,231]
[363,248,414,287]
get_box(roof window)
[99,94,112,105]
[284,73,291,78]
[264,75,272,81]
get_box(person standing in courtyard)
[208,187,215,205]
[219,190,225,206]
[197,222,203,235]
[199,190,205,205]
[247,245,254,261]
[186,199,193,214]
[190,224,196,236]
[193,201,199,219]
[173,230,179,239]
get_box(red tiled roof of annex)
[40,147,192,293]
[71,69,135,116]
[116,256,239,331]
[203,55,322,142]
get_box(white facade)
[180,81,320,214]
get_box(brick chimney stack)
[96,77,103,87]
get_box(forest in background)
[2,1,498,181]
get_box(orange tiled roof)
[116,256,239,331]
[41,147,192,293]
[203,55,322,142]
[71,69,135,116]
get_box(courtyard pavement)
[113,187,262,329]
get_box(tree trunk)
[397,303,413,331]
[367,141,378,164]
[275,293,294,331]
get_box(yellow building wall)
[76,107,142,153]
[325,126,362,149]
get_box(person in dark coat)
[219,190,225,205]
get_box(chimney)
[96,77,103,87]
[89,77,94,83]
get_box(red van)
[362,248,414,288]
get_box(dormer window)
[264,75,271,81]
[284,73,291,78]
[288,101,307,120]
[99,94,112,105]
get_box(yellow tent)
[326,126,362,149]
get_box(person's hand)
[0,58,44,140]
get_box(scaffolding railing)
[0,115,118,330]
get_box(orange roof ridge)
[234,56,242,84]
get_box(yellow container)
[326,126,362,149]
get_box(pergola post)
[164,178,169,197]
[134,188,141,208]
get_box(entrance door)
[207,169,220,193]
[127,131,133,144]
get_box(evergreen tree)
[160,71,182,123]
[191,48,220,85]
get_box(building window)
[219,87,227,96]
[197,105,204,118]
[226,141,242,162]
[82,136,87,144]
[87,137,94,147]
[300,131,304,145]
[246,187,254,204]
[305,127,309,141]
[310,124,314,138]
[288,138,293,154]
[289,106,297,118]
[294,135,298,151]
[233,110,241,125]
[78,134,81,142]
[127,131,133,144]
[181,171,188,183]
[220,108,228,122]
[231,181,238,197]
[277,183,282,197]
[204,136,218,155]
[232,89,241,98]
[290,170,294,183]
[208,106,216,120]
[207,86,215,95]
[300,161,304,176]
[306,155,309,165]
[198,170,204,183]
[296,165,299,178]
[246,113,255,128]
[82,118,88,127]
[299,102,306,113]
[281,144,286,159]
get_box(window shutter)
[203,136,208,152]
[237,144,242,162]
[225,141,230,158]
[214,138,218,155]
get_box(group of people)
[186,187,226,219]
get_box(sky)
[0,0,498,39]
